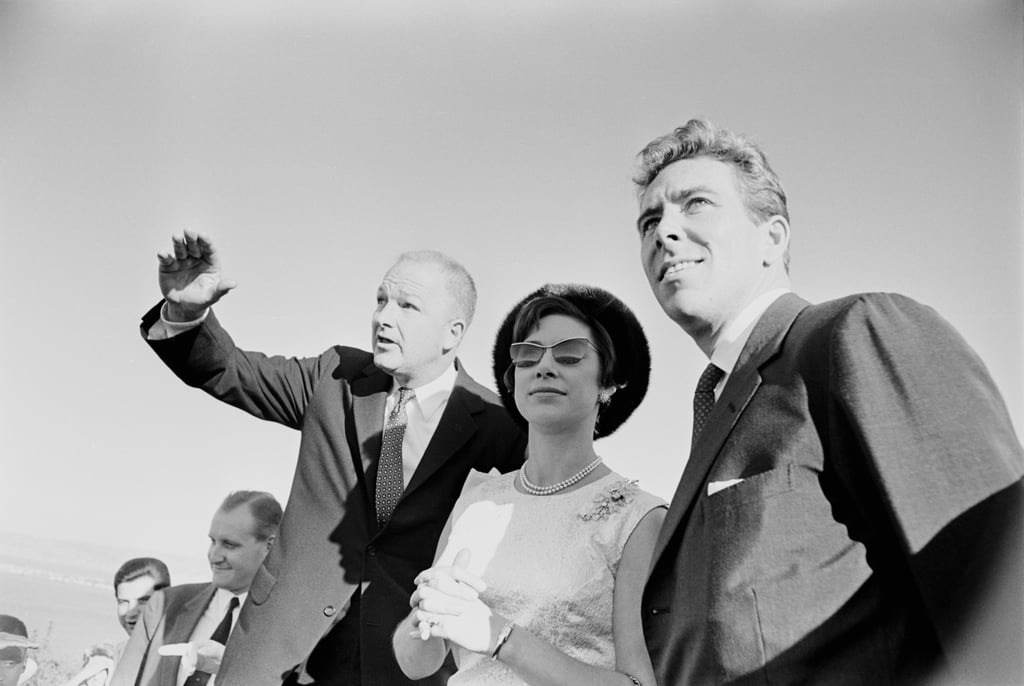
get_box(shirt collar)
[710,289,790,374]
[213,587,247,609]
[391,363,458,420]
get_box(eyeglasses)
[509,337,597,368]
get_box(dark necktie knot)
[392,387,414,415]
[696,363,724,393]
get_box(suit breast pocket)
[248,565,277,605]
[700,463,797,524]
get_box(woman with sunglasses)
[393,284,666,686]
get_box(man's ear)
[443,318,467,352]
[265,535,276,551]
[762,215,790,267]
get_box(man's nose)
[653,218,682,249]
[375,301,396,325]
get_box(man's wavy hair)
[633,118,790,271]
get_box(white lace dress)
[436,470,666,686]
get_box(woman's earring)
[597,389,613,405]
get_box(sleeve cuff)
[147,302,208,340]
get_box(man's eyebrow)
[636,185,718,231]
[668,184,717,204]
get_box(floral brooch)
[580,479,639,521]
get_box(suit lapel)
[650,294,809,567]
[158,585,216,686]
[350,362,391,498]
[404,362,481,496]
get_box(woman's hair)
[505,294,617,391]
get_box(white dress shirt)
[708,289,790,400]
[146,302,207,340]
[177,589,246,686]
[387,364,458,486]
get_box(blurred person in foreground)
[64,558,172,686]
[110,491,280,686]
[394,284,666,686]
[141,232,525,685]
[0,615,37,686]
[633,118,1024,685]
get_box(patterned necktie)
[183,596,239,686]
[376,387,415,527]
[691,363,725,449]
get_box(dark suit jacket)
[643,293,1024,685]
[142,304,526,686]
[109,583,215,686]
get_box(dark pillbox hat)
[492,283,650,439]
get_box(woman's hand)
[411,549,505,654]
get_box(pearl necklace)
[518,455,603,495]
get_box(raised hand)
[157,230,237,321]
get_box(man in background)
[115,559,172,639]
[64,558,173,686]
[111,491,281,686]
[0,615,37,686]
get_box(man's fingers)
[184,231,202,258]
[172,235,188,260]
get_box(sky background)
[1,0,1021,588]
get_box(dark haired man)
[64,559,172,686]
[635,119,1023,684]
[0,615,36,686]
[115,558,172,637]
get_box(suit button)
[324,605,337,617]
[366,546,376,557]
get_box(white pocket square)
[708,478,744,496]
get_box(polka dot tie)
[692,363,724,450]
[375,387,414,527]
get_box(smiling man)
[138,233,525,686]
[110,491,281,686]
[634,119,1023,685]
[116,558,172,637]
